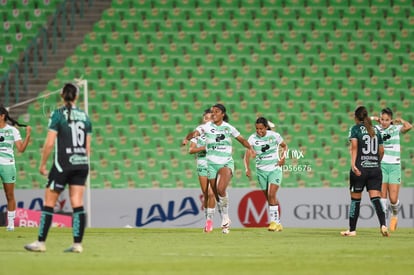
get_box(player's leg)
[267,169,283,232]
[368,169,389,237]
[341,170,363,236]
[3,183,16,231]
[388,164,401,231]
[380,164,390,219]
[216,165,233,234]
[199,174,215,232]
[64,170,88,253]
[24,187,60,252]
[2,165,17,231]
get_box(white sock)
[390,200,400,216]
[380,198,388,217]
[7,210,15,228]
[218,193,229,216]
[269,205,280,223]
[206,208,215,220]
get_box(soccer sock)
[380,198,388,217]
[7,210,15,228]
[269,205,280,223]
[390,200,400,216]
[218,193,229,217]
[371,196,386,227]
[206,208,215,220]
[38,206,54,242]
[72,206,86,243]
[349,198,361,232]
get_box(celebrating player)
[244,117,287,232]
[371,107,412,231]
[183,104,255,234]
[0,106,31,231]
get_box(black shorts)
[349,167,382,193]
[47,165,89,192]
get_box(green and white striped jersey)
[0,124,21,165]
[247,130,284,171]
[196,121,240,165]
[190,134,207,168]
[375,124,403,164]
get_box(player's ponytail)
[61,83,79,123]
[0,106,27,127]
[355,106,375,138]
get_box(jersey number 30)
[362,135,378,154]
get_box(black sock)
[349,198,361,232]
[38,206,54,242]
[72,206,86,243]
[371,196,386,227]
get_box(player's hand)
[26,126,32,136]
[245,169,251,179]
[181,139,188,146]
[352,166,361,176]
[39,165,48,176]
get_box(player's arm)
[350,138,361,176]
[236,135,256,158]
[277,141,288,166]
[394,117,412,134]
[39,130,57,176]
[181,130,201,146]
[188,140,205,154]
[14,126,32,153]
[243,148,252,178]
[86,133,92,156]
[378,144,384,161]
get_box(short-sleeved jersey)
[0,125,21,165]
[248,130,284,171]
[374,124,403,164]
[348,123,383,169]
[48,106,92,171]
[196,121,240,165]
[190,134,207,168]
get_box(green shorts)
[381,163,401,184]
[256,167,283,190]
[207,160,234,180]
[197,165,208,177]
[0,164,17,184]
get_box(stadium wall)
[6,188,414,229]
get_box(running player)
[341,106,388,237]
[371,107,412,231]
[183,104,255,234]
[244,117,287,232]
[25,83,92,252]
[187,108,217,232]
[0,106,31,231]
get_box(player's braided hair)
[0,105,27,127]
[61,83,79,123]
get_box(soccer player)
[182,104,255,234]
[371,108,412,231]
[25,83,92,252]
[341,106,389,237]
[244,117,287,232]
[0,106,31,231]
[187,108,217,232]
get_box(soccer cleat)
[381,225,390,237]
[6,226,14,232]
[340,230,356,237]
[203,219,213,233]
[24,241,46,252]
[221,218,231,234]
[275,223,283,232]
[64,243,83,253]
[390,216,398,232]
[268,221,277,231]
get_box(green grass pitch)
[1,227,413,275]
